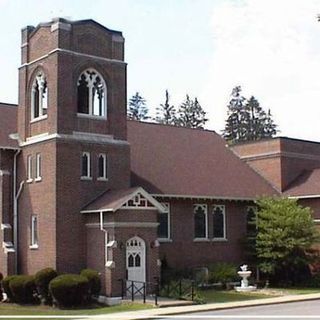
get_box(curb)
[88,293,320,319]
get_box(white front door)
[126,236,146,291]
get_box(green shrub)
[9,275,37,304]
[2,275,18,301]
[80,269,101,296]
[49,274,89,307]
[208,263,237,287]
[35,268,58,304]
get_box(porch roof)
[80,187,167,213]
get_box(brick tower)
[16,18,130,276]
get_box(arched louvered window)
[77,69,106,117]
[31,72,48,120]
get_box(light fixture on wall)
[150,239,160,248]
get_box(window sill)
[81,176,92,181]
[77,113,107,121]
[29,244,39,250]
[212,238,228,242]
[97,177,108,182]
[30,115,48,124]
[158,238,172,243]
[26,179,33,184]
[193,238,210,242]
[35,177,42,182]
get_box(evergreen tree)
[127,92,149,121]
[222,86,247,143]
[175,95,208,129]
[264,109,277,138]
[155,90,176,125]
[223,87,278,144]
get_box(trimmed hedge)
[9,275,37,304]
[35,268,57,304]
[80,269,101,296]
[49,274,89,307]
[2,275,18,301]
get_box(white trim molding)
[20,48,127,69]
[85,222,159,228]
[20,132,128,147]
[153,193,255,202]
[289,194,320,199]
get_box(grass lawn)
[198,287,320,303]
[0,301,153,316]
[199,289,273,303]
[270,287,320,295]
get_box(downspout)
[100,211,108,266]
[13,149,24,274]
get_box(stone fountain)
[235,264,257,292]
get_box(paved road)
[158,300,320,319]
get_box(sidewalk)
[88,292,320,320]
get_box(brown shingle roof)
[127,121,278,199]
[0,103,18,149]
[284,169,320,197]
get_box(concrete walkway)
[88,292,320,320]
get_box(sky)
[1,0,320,140]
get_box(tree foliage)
[222,86,278,144]
[127,92,149,120]
[251,197,320,283]
[155,90,176,125]
[175,95,208,129]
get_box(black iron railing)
[119,279,160,305]
[160,279,195,301]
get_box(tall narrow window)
[213,205,226,240]
[158,203,170,240]
[27,155,32,182]
[98,154,108,180]
[35,153,42,181]
[81,152,91,179]
[30,215,38,248]
[246,206,257,235]
[77,69,106,117]
[31,72,48,120]
[194,204,207,239]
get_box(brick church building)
[1,18,320,297]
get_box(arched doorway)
[126,236,146,288]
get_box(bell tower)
[16,19,130,275]
[18,18,127,142]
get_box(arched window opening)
[77,69,106,117]
[81,152,91,179]
[246,206,257,235]
[213,205,226,239]
[31,72,48,120]
[194,204,207,239]
[98,153,108,180]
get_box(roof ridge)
[127,119,217,134]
